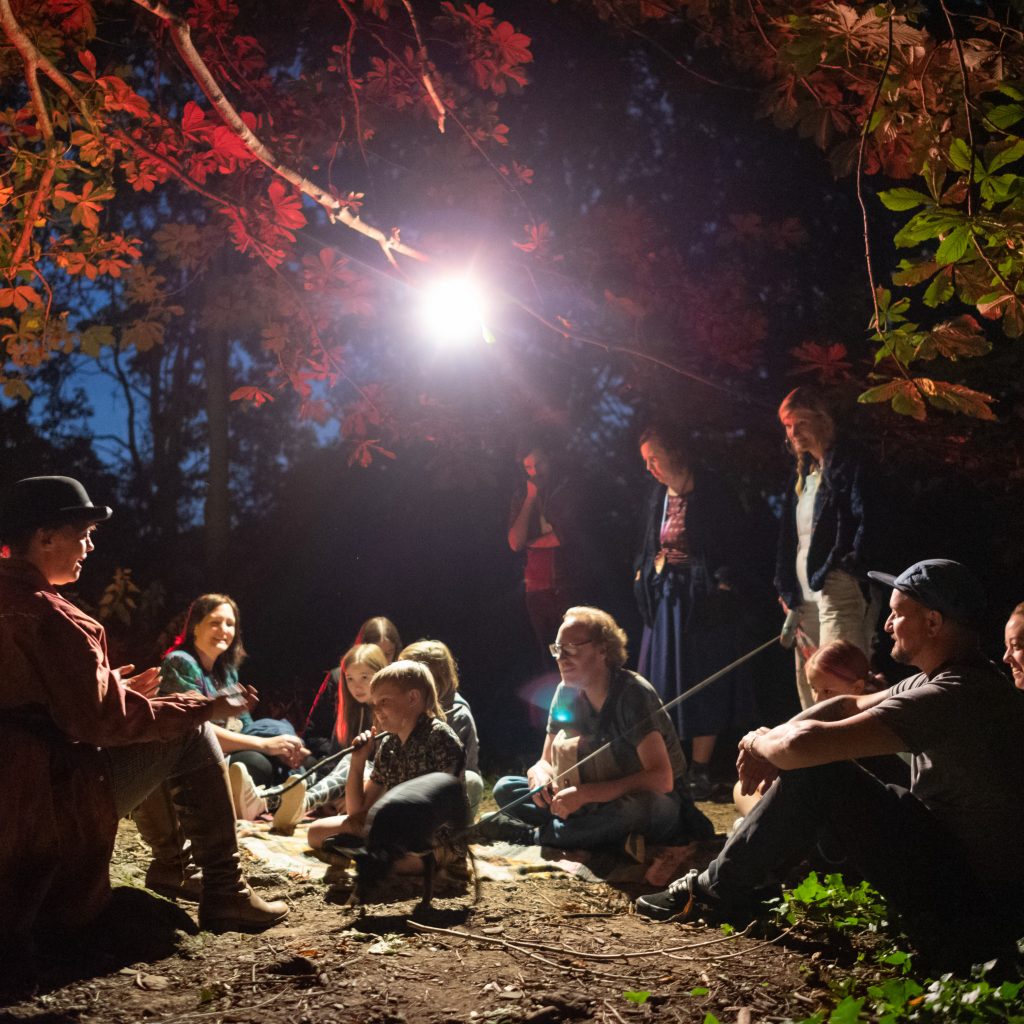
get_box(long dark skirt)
[637,570,758,740]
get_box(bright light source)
[418,275,487,343]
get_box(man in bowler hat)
[0,476,288,958]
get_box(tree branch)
[0,0,59,275]
[129,0,428,266]
[939,0,975,217]
[855,8,894,336]
[398,0,447,131]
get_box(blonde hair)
[335,643,389,744]
[370,660,446,722]
[562,606,628,669]
[778,386,837,495]
[399,640,459,707]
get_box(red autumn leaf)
[181,100,209,139]
[231,385,274,407]
[0,285,43,311]
[77,49,97,79]
[489,21,532,70]
[789,341,852,382]
[514,221,551,256]
[266,181,305,233]
[362,0,389,18]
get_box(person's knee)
[465,771,484,815]
[491,775,523,807]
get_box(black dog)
[325,772,470,909]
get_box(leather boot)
[169,761,289,933]
[132,784,203,901]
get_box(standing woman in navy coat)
[634,423,760,801]
[776,387,885,709]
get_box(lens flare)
[418,275,487,343]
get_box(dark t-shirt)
[868,657,1024,906]
[546,669,686,787]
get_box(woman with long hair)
[776,387,885,708]
[160,594,308,791]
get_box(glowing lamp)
[418,275,488,343]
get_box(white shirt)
[794,468,821,603]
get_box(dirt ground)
[0,804,865,1024]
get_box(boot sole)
[199,910,289,934]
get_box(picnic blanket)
[236,820,722,889]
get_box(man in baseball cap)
[636,558,1024,970]
[1,475,288,965]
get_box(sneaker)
[635,868,709,922]
[229,761,268,820]
[466,812,537,846]
[270,778,307,835]
[687,766,712,802]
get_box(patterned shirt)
[370,714,464,791]
[658,493,690,567]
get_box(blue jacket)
[774,441,884,609]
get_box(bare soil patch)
[1,811,859,1024]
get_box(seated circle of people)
[306,660,467,862]
[302,615,401,764]
[483,606,713,850]
[0,476,288,950]
[635,559,1024,969]
[227,642,389,831]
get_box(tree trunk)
[204,327,230,586]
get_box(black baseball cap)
[867,559,985,626]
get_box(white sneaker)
[270,778,307,835]
[228,761,268,820]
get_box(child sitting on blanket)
[306,660,466,854]
[399,640,483,817]
[229,643,387,830]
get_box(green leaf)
[878,187,932,212]
[689,987,710,996]
[623,991,651,1005]
[921,380,997,420]
[922,267,954,308]
[893,210,960,248]
[948,137,974,172]
[828,995,865,1024]
[935,225,972,265]
[702,1015,721,1024]
[988,139,1024,172]
[985,103,1024,130]
[891,258,940,287]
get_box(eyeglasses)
[548,640,593,659]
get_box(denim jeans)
[493,775,681,849]
[700,761,1018,966]
[795,570,880,708]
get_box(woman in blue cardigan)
[775,387,885,708]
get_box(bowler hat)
[0,476,113,536]
[867,559,985,626]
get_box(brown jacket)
[0,558,212,937]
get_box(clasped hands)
[736,726,779,796]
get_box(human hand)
[118,665,161,699]
[549,785,585,819]
[736,728,778,796]
[261,733,306,765]
[351,727,376,762]
[525,479,538,500]
[527,762,553,807]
